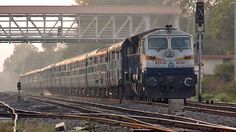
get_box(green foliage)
[202,62,236,102]
[207,0,234,55]
[214,82,236,102]
[3,44,38,73]
[214,62,234,82]
[177,0,233,55]
[202,75,223,92]
[3,44,64,74]
[214,92,232,102]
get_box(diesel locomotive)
[19,25,196,100]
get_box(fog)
[0,71,18,92]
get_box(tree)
[3,44,38,73]
[214,62,234,82]
[208,0,234,54]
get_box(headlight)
[184,77,192,87]
[164,50,175,58]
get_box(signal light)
[196,1,204,24]
[196,1,205,32]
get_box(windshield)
[171,37,190,50]
[148,38,168,50]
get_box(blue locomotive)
[20,25,196,100]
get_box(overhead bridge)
[0,6,180,43]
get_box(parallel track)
[26,94,236,132]
[0,100,172,132]
[68,96,236,118]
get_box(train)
[19,25,196,100]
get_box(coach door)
[125,45,140,83]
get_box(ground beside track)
[61,95,236,127]
[0,92,129,132]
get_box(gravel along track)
[59,95,236,128]
[25,94,236,131]
[0,93,130,132]
[2,92,236,131]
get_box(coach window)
[73,63,75,69]
[69,63,73,70]
[126,46,136,55]
[89,57,93,65]
[76,61,79,68]
[74,62,77,69]
[100,55,103,63]
[112,51,115,60]
[94,57,97,64]
[105,55,108,62]
[82,60,84,67]
[109,52,112,60]
[71,64,73,70]
[78,61,80,68]
[81,60,84,67]
[116,51,119,60]
[61,66,63,72]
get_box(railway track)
[25,94,236,131]
[70,96,236,118]
[185,101,236,118]
[0,100,172,132]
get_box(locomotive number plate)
[155,61,166,65]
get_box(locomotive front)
[141,27,196,99]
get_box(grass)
[0,120,54,132]
[0,121,13,132]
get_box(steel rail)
[14,110,173,132]
[38,96,216,125]
[186,101,236,112]
[26,95,236,131]
[186,100,236,107]
[15,108,236,132]
[84,96,236,118]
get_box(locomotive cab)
[139,27,196,99]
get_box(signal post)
[17,81,21,101]
[195,1,205,102]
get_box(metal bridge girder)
[0,6,180,43]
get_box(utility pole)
[195,0,205,102]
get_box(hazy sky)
[0,0,75,72]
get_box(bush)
[214,92,231,102]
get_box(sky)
[0,0,75,72]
